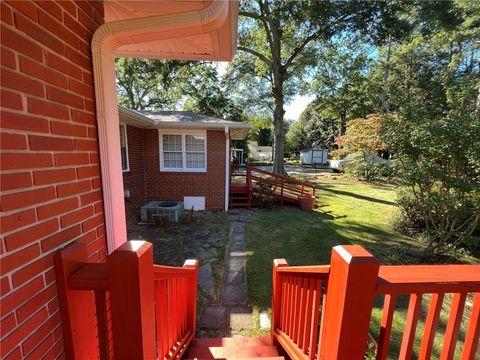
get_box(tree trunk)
[270,12,287,176]
[476,81,480,115]
[340,109,347,135]
[272,79,286,175]
[381,39,392,113]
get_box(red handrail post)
[272,259,289,343]
[184,259,199,340]
[107,241,156,360]
[319,245,379,360]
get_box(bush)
[343,155,395,181]
[394,188,480,258]
[383,107,480,257]
[253,183,276,208]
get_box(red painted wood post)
[272,259,289,342]
[184,259,199,340]
[107,241,156,360]
[54,242,100,360]
[318,245,379,360]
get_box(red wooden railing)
[271,260,330,360]
[271,245,480,360]
[375,265,480,360]
[55,240,198,360]
[153,261,198,360]
[230,165,316,207]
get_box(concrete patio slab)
[229,305,253,329]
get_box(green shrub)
[343,155,395,181]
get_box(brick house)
[1,1,239,358]
[118,105,250,220]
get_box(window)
[160,131,206,172]
[119,124,129,172]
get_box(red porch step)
[188,337,283,360]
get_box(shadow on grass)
[246,206,473,359]
[245,206,419,309]
[320,185,396,206]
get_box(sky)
[215,62,314,121]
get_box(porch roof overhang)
[103,1,239,60]
[118,105,251,140]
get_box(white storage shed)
[300,148,329,165]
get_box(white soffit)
[104,0,239,61]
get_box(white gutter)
[225,127,230,211]
[92,2,231,253]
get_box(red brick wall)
[143,129,226,209]
[122,125,146,221]
[0,1,106,359]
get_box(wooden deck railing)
[271,245,480,360]
[153,261,198,360]
[230,165,316,207]
[271,261,330,360]
[55,241,198,360]
[375,265,480,360]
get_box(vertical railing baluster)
[280,276,287,330]
[167,279,174,352]
[292,277,301,343]
[284,276,290,334]
[287,276,295,336]
[440,292,467,360]
[309,279,321,360]
[399,294,423,360]
[376,294,398,360]
[461,292,480,360]
[95,289,110,360]
[297,278,307,350]
[302,279,313,353]
[155,280,166,360]
[418,293,444,360]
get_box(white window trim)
[159,129,207,173]
[120,123,130,172]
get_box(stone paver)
[198,209,255,332]
[198,263,216,301]
[198,305,228,329]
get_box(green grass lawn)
[246,181,423,307]
[245,179,478,358]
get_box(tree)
[380,0,480,256]
[286,102,337,153]
[116,58,193,110]
[333,114,387,180]
[180,65,243,120]
[231,0,413,174]
[309,39,380,134]
[116,59,242,119]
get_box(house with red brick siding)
[1,1,239,358]
[2,2,480,360]
[119,106,250,219]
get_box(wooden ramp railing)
[55,241,198,360]
[230,165,316,208]
[271,245,480,360]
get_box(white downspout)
[92,2,231,253]
[225,127,230,211]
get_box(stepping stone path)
[198,209,254,332]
